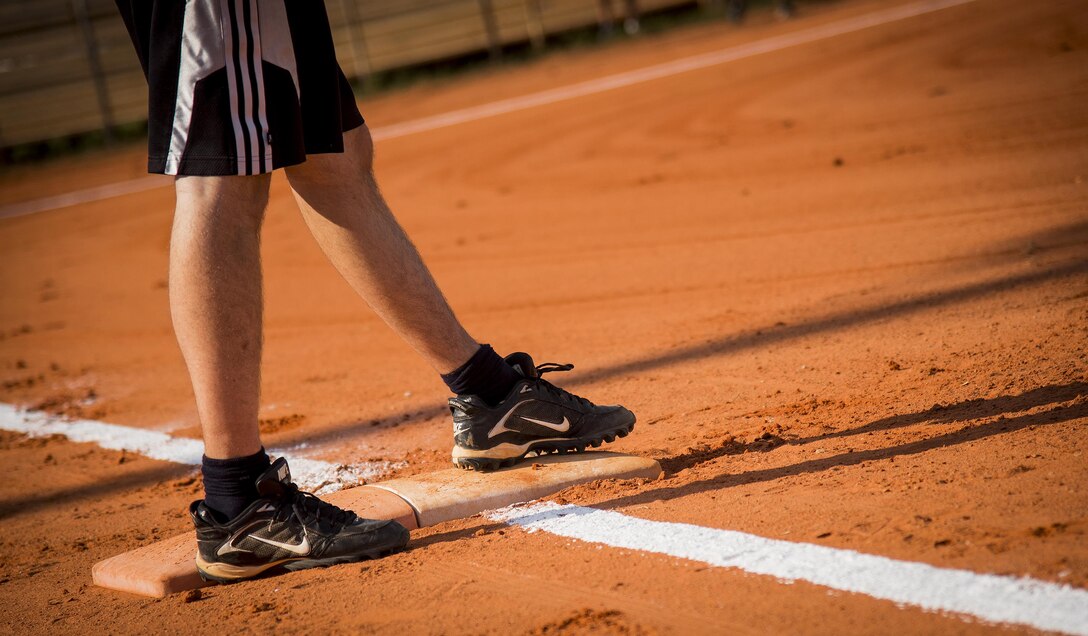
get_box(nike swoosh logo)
[216,519,311,557]
[250,533,311,556]
[216,521,267,556]
[487,400,571,438]
[520,416,570,433]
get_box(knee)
[285,124,374,192]
[174,174,271,232]
[346,124,375,173]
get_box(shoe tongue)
[256,457,292,498]
[504,352,538,379]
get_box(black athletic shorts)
[116,0,364,176]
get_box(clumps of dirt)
[660,431,786,473]
[663,437,745,471]
[757,397,847,419]
[39,279,59,303]
[141,472,203,500]
[546,477,654,504]
[2,373,46,391]
[1,361,97,416]
[29,388,103,420]
[531,608,656,635]
[182,589,202,603]
[170,475,201,492]
[357,550,421,580]
[0,324,34,341]
[0,431,66,450]
[880,145,926,160]
[388,447,448,477]
[748,431,787,452]
[258,413,306,434]
[1029,522,1069,538]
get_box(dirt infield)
[1,0,1086,633]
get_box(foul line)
[0,0,978,221]
[489,503,1088,636]
[0,403,403,494]
[0,175,172,221]
[369,0,976,140]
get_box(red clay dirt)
[1,0,1087,633]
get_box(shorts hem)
[150,153,288,176]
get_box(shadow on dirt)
[407,520,508,550]
[797,380,1088,444]
[592,388,1088,512]
[273,256,1088,452]
[4,253,1083,517]
[657,381,1087,475]
[660,432,787,473]
[0,461,193,520]
[567,259,1087,388]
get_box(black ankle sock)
[201,448,271,521]
[441,344,521,406]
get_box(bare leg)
[171,174,270,459]
[285,126,479,373]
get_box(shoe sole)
[196,542,407,584]
[452,421,635,472]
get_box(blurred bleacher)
[0,0,710,152]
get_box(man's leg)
[285,125,635,470]
[284,126,480,375]
[172,175,270,460]
[171,174,275,522]
[171,174,270,460]
[170,173,410,582]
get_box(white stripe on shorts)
[165,1,227,176]
[219,0,248,175]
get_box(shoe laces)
[534,362,595,410]
[275,483,355,529]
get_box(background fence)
[0,0,704,149]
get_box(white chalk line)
[488,503,1088,636]
[369,0,977,140]
[0,0,978,221]
[0,175,171,221]
[0,403,403,495]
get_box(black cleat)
[191,458,410,583]
[449,352,636,471]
